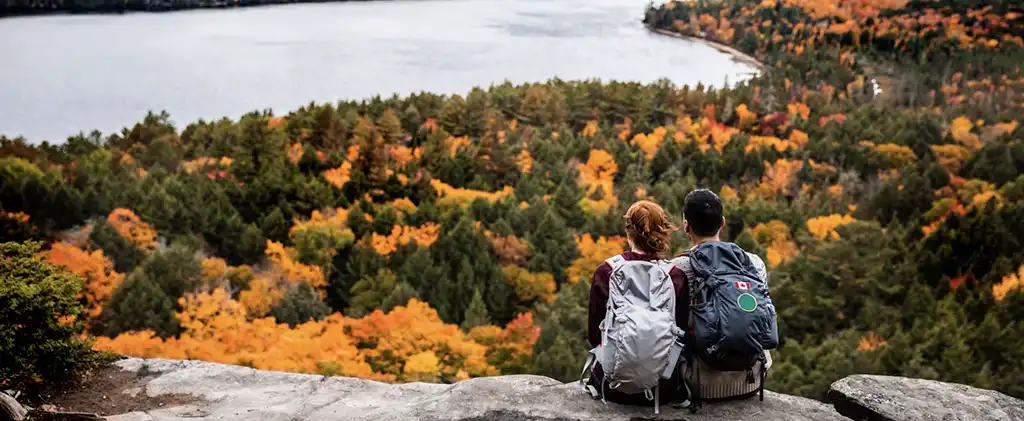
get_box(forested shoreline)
[0,0,366,17]
[3,0,1023,404]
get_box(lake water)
[0,0,757,143]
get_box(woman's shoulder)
[592,254,621,280]
[744,252,768,281]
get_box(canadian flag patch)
[735,281,750,290]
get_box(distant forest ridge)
[1,0,1023,403]
[1,0,378,16]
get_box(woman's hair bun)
[623,200,677,257]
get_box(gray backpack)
[579,255,685,414]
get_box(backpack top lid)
[688,241,757,277]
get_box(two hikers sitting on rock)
[580,189,779,414]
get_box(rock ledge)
[106,358,846,421]
[829,374,1024,421]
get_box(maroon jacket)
[587,251,689,348]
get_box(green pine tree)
[270,283,331,327]
[381,281,419,314]
[140,242,204,302]
[347,268,400,318]
[89,221,145,274]
[461,287,491,331]
[532,281,589,382]
[99,271,179,338]
[0,241,95,394]
[526,211,579,286]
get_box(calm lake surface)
[0,0,757,143]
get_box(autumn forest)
[2,0,1023,404]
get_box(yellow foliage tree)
[324,161,353,189]
[806,214,857,240]
[467,312,540,374]
[745,135,792,154]
[808,160,838,178]
[949,116,983,150]
[756,159,804,198]
[516,149,533,173]
[581,120,599,137]
[368,223,441,256]
[390,145,422,169]
[403,351,442,382]
[993,265,1024,302]
[735,104,758,129]
[577,149,619,215]
[861,142,918,167]
[239,275,286,318]
[502,265,556,304]
[201,257,229,285]
[565,234,627,284]
[709,123,738,153]
[787,129,810,148]
[719,185,740,204]
[445,136,473,158]
[750,220,798,268]
[930,144,972,172]
[265,240,326,289]
[787,102,811,121]
[630,127,668,159]
[430,180,515,208]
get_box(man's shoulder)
[670,243,767,279]
[744,251,766,269]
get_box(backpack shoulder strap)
[744,251,769,283]
[604,254,627,273]
[671,251,697,303]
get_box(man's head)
[683,188,724,240]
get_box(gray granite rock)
[829,375,1024,421]
[105,358,849,421]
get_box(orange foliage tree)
[43,242,124,321]
[93,288,378,379]
[468,312,540,374]
[485,231,532,266]
[630,127,668,159]
[265,240,326,289]
[324,161,353,188]
[856,332,889,352]
[106,208,157,251]
[346,299,497,382]
[752,159,804,199]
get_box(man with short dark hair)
[680,188,767,280]
[682,188,727,237]
[672,188,774,406]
